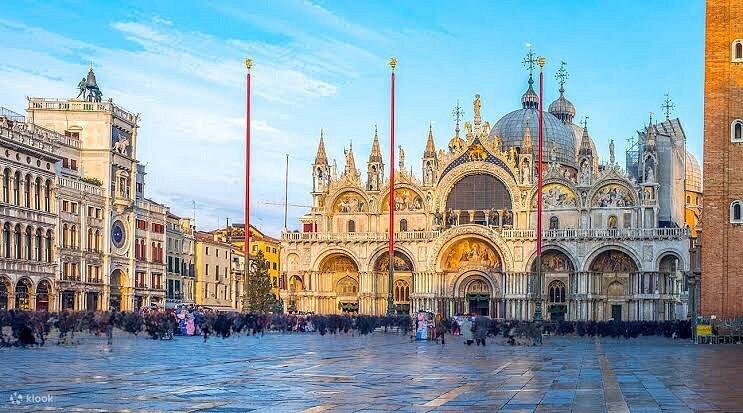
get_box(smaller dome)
[548,93,576,123]
[685,151,702,193]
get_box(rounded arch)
[379,184,427,213]
[36,278,53,311]
[733,39,743,61]
[0,275,9,310]
[428,224,514,271]
[452,270,500,297]
[589,180,638,208]
[656,250,685,273]
[326,188,369,215]
[15,277,33,310]
[529,180,578,209]
[335,276,359,295]
[393,279,410,302]
[369,246,416,273]
[438,234,503,273]
[286,253,300,272]
[585,246,640,273]
[287,275,304,292]
[526,245,577,273]
[110,268,127,287]
[548,280,567,303]
[314,249,360,273]
[436,161,519,211]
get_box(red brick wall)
[701,0,743,317]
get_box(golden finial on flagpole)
[388,57,397,71]
[244,58,253,71]
[537,56,546,70]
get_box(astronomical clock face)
[111,220,126,249]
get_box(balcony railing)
[282,227,690,242]
[27,98,137,124]
[58,177,103,197]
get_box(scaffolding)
[0,107,24,122]
[625,131,644,182]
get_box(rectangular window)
[70,159,77,171]
[62,200,69,212]
[205,247,209,256]
[70,202,77,214]
[62,158,69,169]
[216,265,220,280]
[88,206,94,216]
[205,264,209,276]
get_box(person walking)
[461,316,474,345]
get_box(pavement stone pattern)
[0,333,741,412]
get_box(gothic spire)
[424,123,437,158]
[368,125,383,163]
[314,129,328,165]
[343,141,357,176]
[579,117,594,158]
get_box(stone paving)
[0,332,741,412]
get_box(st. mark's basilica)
[279,63,699,322]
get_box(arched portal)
[318,253,359,314]
[453,272,498,316]
[15,278,32,310]
[0,276,9,310]
[36,279,51,311]
[373,250,414,314]
[440,237,502,273]
[530,249,575,273]
[445,174,512,226]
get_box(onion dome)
[521,77,539,109]
[548,92,576,124]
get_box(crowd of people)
[0,308,694,348]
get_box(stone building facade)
[0,68,174,311]
[702,0,743,318]
[194,231,235,310]
[165,212,195,309]
[280,72,693,321]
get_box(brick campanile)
[702,0,743,317]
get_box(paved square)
[0,333,741,412]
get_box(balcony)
[281,227,690,243]
[58,177,104,197]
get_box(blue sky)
[0,1,704,236]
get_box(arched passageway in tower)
[109,269,126,311]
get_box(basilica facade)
[279,72,694,322]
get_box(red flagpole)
[245,59,252,263]
[535,56,545,321]
[387,57,397,316]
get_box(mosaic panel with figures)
[374,251,414,272]
[531,250,575,272]
[441,238,501,272]
[589,250,638,273]
[319,254,358,273]
[333,192,366,213]
[381,188,424,212]
[531,183,577,209]
[591,184,634,208]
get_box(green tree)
[244,250,275,313]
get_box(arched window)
[24,227,32,259]
[24,174,31,207]
[87,228,94,250]
[347,220,356,233]
[2,169,9,203]
[548,280,566,303]
[399,218,408,232]
[733,120,743,142]
[45,230,52,262]
[549,216,559,230]
[95,230,101,252]
[34,229,42,261]
[394,279,410,302]
[13,224,21,258]
[734,40,743,61]
[13,172,20,205]
[70,225,77,249]
[731,201,743,223]
[44,180,51,211]
[2,223,9,258]
[152,242,156,261]
[34,177,41,209]
[62,224,68,248]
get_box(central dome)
[490,108,576,167]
